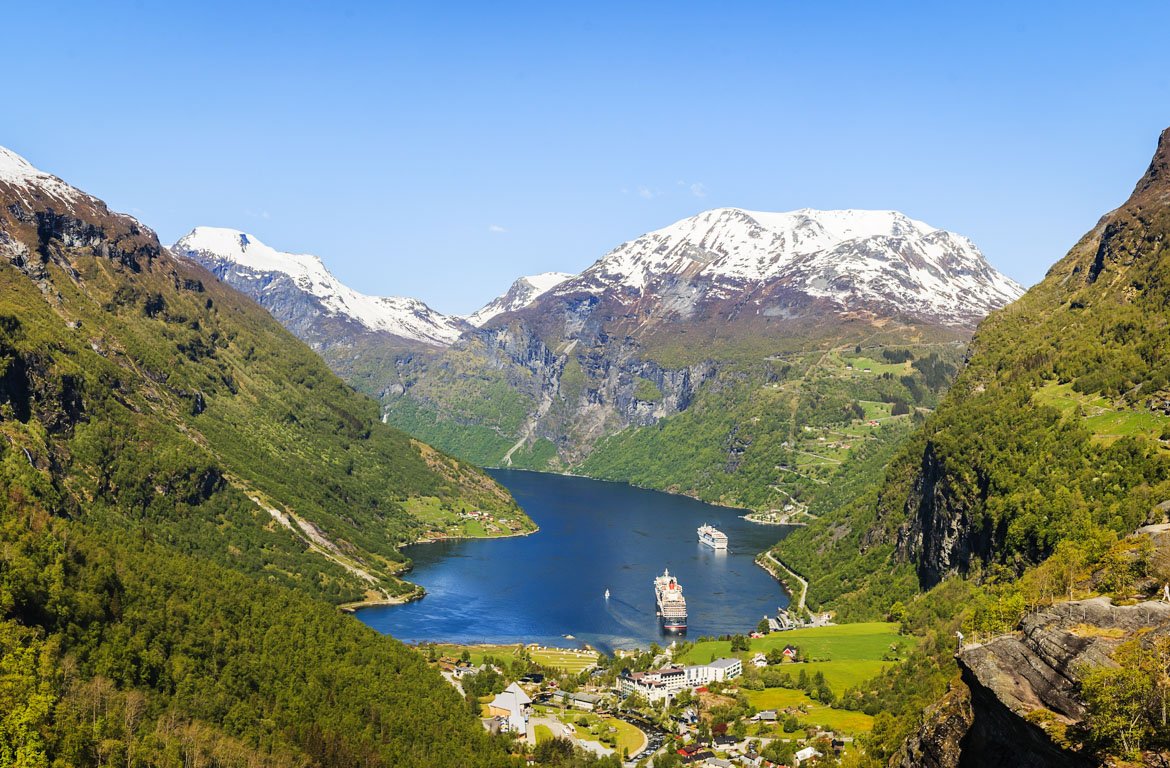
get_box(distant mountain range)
[175,208,1021,350]
[534,206,1020,329]
[173,203,1023,509]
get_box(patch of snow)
[173,226,464,346]
[559,207,1023,325]
[0,145,86,206]
[466,271,575,326]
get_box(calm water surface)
[357,470,793,651]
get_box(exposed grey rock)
[902,597,1170,768]
[894,685,972,768]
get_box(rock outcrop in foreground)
[900,596,1170,768]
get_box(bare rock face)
[894,685,973,768]
[901,597,1170,768]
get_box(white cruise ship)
[698,523,728,550]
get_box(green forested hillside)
[758,129,1170,768]
[0,494,516,768]
[0,197,530,604]
[0,163,530,765]
[777,129,1170,620]
[579,346,958,512]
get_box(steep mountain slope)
[0,147,531,601]
[0,145,527,765]
[778,128,1170,616]
[384,208,1021,509]
[465,272,574,327]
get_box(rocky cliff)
[898,595,1170,768]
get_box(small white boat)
[604,588,610,600]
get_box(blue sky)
[3,1,1169,313]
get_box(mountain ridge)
[465,271,574,327]
[528,206,1022,330]
[173,225,468,347]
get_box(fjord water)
[357,470,792,651]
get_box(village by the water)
[416,524,910,767]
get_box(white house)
[751,652,768,668]
[795,746,823,764]
[488,682,532,734]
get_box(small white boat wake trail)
[605,596,652,637]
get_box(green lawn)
[529,646,602,672]
[745,689,875,734]
[857,400,894,420]
[603,717,644,754]
[1033,381,1169,444]
[534,724,555,744]
[839,355,910,376]
[677,622,908,665]
[553,714,643,754]
[796,659,892,691]
[429,643,600,672]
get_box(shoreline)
[339,524,541,615]
[338,586,425,612]
[487,465,756,515]
[408,524,540,547]
[756,550,810,616]
[740,512,809,527]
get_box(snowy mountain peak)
[569,206,1023,326]
[0,145,87,204]
[173,227,465,347]
[466,271,574,326]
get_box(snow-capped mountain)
[465,272,574,327]
[173,227,466,347]
[0,145,89,206]
[547,207,1022,327]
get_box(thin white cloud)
[626,182,704,199]
[488,224,507,233]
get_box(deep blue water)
[356,470,793,651]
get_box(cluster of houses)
[750,646,797,667]
[673,740,827,766]
[439,648,844,765]
[618,657,744,703]
[438,657,488,679]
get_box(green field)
[430,643,600,672]
[534,724,556,744]
[676,622,909,735]
[550,713,643,754]
[1033,381,1170,445]
[744,688,874,734]
[678,622,909,666]
[837,354,912,377]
